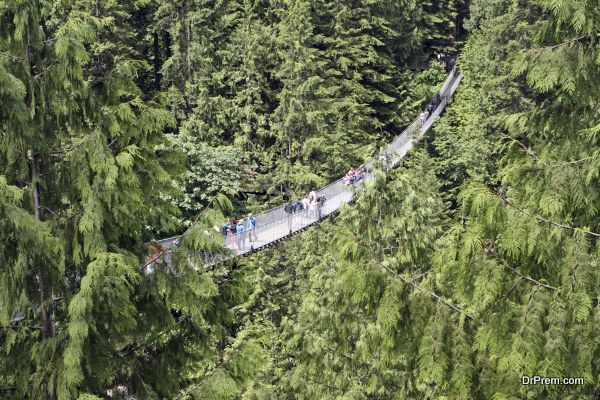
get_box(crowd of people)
[149,62,457,262]
[419,92,443,126]
[343,164,367,185]
[216,189,329,251]
[216,213,258,250]
[284,190,326,226]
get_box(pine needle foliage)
[0,1,239,398]
[426,0,600,397]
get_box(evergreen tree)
[269,0,331,191]
[0,1,237,398]
[275,155,453,399]
[157,0,236,142]
[318,0,401,167]
[426,0,600,397]
[8,1,595,399]
[420,0,468,55]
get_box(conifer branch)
[139,193,223,271]
[1,324,43,331]
[541,34,600,50]
[503,264,557,291]
[503,135,544,164]
[174,360,226,400]
[322,343,355,362]
[504,136,595,170]
[517,287,540,338]
[335,228,472,320]
[302,376,346,392]
[546,157,594,169]
[175,327,365,399]
[520,157,594,171]
[120,316,188,357]
[410,269,432,284]
[500,196,600,238]
[0,52,24,60]
[377,262,476,322]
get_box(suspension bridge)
[150,67,462,268]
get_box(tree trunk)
[32,151,56,400]
[25,20,57,398]
[163,31,172,58]
[153,31,162,91]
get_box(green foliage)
[425,0,600,397]
[168,135,247,226]
[0,0,241,398]
[62,253,140,397]
[194,1,600,399]
[420,0,468,54]
[11,0,591,399]
[222,155,454,399]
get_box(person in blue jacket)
[247,213,258,242]
[236,219,246,250]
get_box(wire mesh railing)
[152,66,461,269]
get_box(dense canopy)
[0,0,598,399]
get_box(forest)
[0,0,598,399]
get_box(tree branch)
[503,264,557,291]
[139,193,224,271]
[546,156,594,168]
[501,196,600,238]
[175,359,226,400]
[1,324,43,331]
[377,261,477,322]
[120,316,188,357]
[0,52,24,60]
[542,34,600,50]
[504,135,595,171]
[503,134,544,164]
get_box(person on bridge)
[308,190,317,204]
[293,199,303,213]
[354,164,366,182]
[379,148,391,169]
[437,53,446,68]
[247,213,258,242]
[316,195,326,219]
[343,168,356,185]
[284,201,294,230]
[308,197,317,219]
[293,199,303,224]
[228,218,237,247]
[219,221,229,237]
[302,197,310,221]
[236,219,246,250]
[379,148,390,161]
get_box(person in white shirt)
[302,197,310,222]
